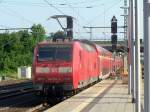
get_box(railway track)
[26,82,100,112]
[0,81,48,112]
[0,92,43,112]
[26,104,50,112]
[0,81,33,100]
[0,81,32,90]
[0,80,102,112]
[26,97,62,112]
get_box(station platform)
[45,79,134,112]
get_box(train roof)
[37,39,95,46]
[94,44,112,56]
[37,40,112,55]
[37,40,73,45]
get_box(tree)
[0,24,46,77]
[31,24,46,42]
[52,31,66,41]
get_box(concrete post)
[143,0,150,112]
[130,0,136,103]
[135,0,141,111]
[128,0,132,95]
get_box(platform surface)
[45,80,135,112]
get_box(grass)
[0,72,18,79]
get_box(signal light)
[111,35,117,44]
[67,17,73,29]
[67,17,73,39]
[111,16,117,34]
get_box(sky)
[0,0,143,40]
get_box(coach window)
[79,51,82,61]
[94,62,96,69]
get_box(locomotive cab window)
[38,47,55,61]
[38,45,72,61]
[55,47,72,61]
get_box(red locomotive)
[32,40,123,97]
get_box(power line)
[43,0,89,38]
[2,0,100,6]
[0,27,31,31]
[83,26,127,28]
[66,0,99,5]
[2,1,102,9]
[64,0,89,35]
[43,0,65,15]
[4,7,34,24]
[0,25,12,29]
[0,6,34,24]
[1,3,101,9]
[64,0,89,24]
[87,0,122,25]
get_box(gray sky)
[0,0,143,39]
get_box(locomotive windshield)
[38,45,72,61]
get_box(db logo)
[51,68,58,73]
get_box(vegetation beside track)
[0,24,45,78]
[0,28,68,79]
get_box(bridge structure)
[92,40,144,53]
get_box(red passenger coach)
[95,45,113,79]
[115,56,123,70]
[32,40,122,97]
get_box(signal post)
[111,16,117,74]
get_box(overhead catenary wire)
[0,27,31,31]
[0,0,34,24]
[64,0,89,25]
[0,0,124,39]
[4,7,34,24]
[0,6,34,25]
[2,0,100,6]
[86,0,122,26]
[0,25,12,29]
[0,1,52,32]
[64,0,90,37]
[43,0,89,38]
[2,1,103,9]
[1,3,105,9]
[44,0,88,28]
[65,0,99,5]
[43,0,66,15]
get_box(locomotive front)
[32,42,73,96]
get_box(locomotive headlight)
[36,67,50,73]
[58,67,72,73]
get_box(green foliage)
[31,24,46,42]
[53,31,66,39]
[49,31,66,41]
[0,24,45,77]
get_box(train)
[32,39,123,97]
